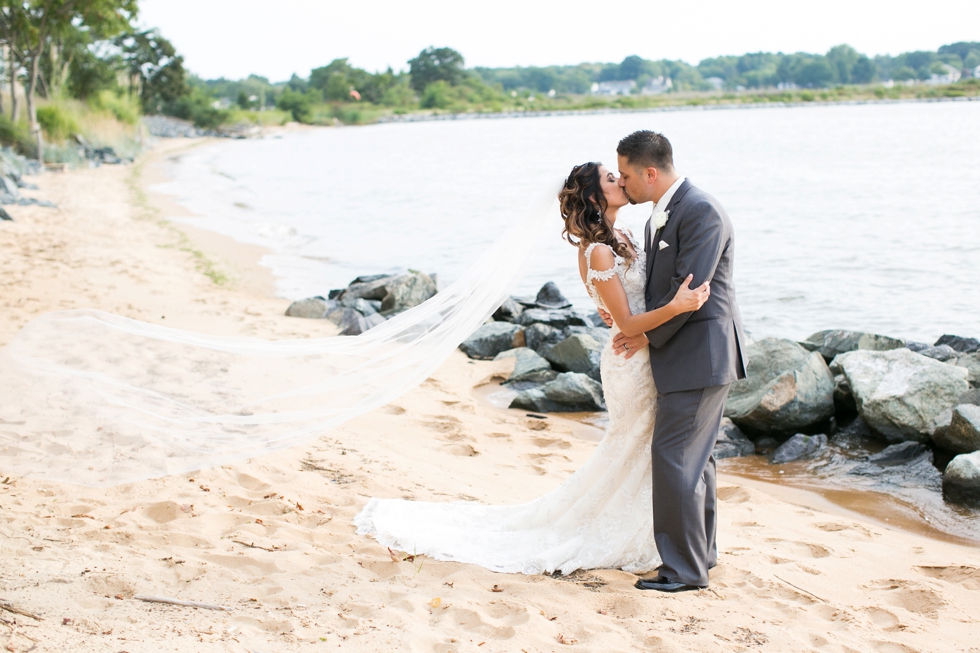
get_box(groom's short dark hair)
[617,130,674,172]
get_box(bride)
[354,162,710,575]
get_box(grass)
[127,147,230,287]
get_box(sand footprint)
[865,579,946,619]
[914,565,980,590]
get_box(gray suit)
[643,179,747,587]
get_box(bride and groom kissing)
[355,130,747,593]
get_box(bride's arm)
[588,245,709,338]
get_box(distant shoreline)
[376,94,980,124]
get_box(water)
[153,101,980,343]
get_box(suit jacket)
[643,179,747,394]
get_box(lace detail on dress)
[353,226,660,576]
[583,229,647,317]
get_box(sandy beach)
[1,139,978,653]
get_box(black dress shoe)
[634,576,703,593]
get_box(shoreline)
[2,141,979,650]
[375,94,980,124]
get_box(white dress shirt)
[648,176,686,248]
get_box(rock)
[0,206,11,221]
[327,288,344,299]
[542,333,604,382]
[285,296,333,318]
[831,416,874,449]
[532,281,572,309]
[379,272,438,315]
[943,451,980,506]
[0,175,17,195]
[342,274,398,301]
[836,348,970,443]
[16,197,57,208]
[510,372,605,412]
[955,353,980,387]
[916,344,959,362]
[494,348,555,384]
[459,323,525,360]
[339,295,381,315]
[725,338,835,434]
[523,323,562,354]
[492,297,524,322]
[935,334,980,354]
[833,373,856,413]
[338,309,385,336]
[754,437,780,454]
[866,441,932,466]
[515,308,590,330]
[714,418,755,460]
[932,404,980,454]
[803,330,905,361]
[586,311,610,328]
[905,341,930,353]
[771,433,828,464]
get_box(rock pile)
[284,271,438,336]
[0,147,54,213]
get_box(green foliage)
[166,87,229,129]
[89,90,140,124]
[36,104,80,141]
[276,88,319,123]
[408,47,465,93]
[0,115,36,157]
[115,29,186,112]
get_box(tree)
[115,28,185,112]
[795,58,834,87]
[850,56,877,84]
[0,0,137,161]
[826,44,860,84]
[408,46,464,93]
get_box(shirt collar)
[653,176,686,215]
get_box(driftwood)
[0,600,42,621]
[133,595,232,611]
[232,539,279,552]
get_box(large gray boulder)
[935,334,980,354]
[802,330,905,361]
[714,418,755,460]
[492,297,524,322]
[379,272,438,315]
[531,281,572,309]
[459,323,525,360]
[932,404,980,454]
[342,274,396,301]
[285,296,333,318]
[515,308,590,330]
[338,310,386,336]
[524,323,564,354]
[542,332,604,382]
[943,451,980,506]
[725,338,835,434]
[916,344,959,362]
[836,348,970,443]
[494,348,556,384]
[510,372,605,412]
[771,433,828,464]
[955,353,980,387]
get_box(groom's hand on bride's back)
[612,332,648,359]
[597,308,614,328]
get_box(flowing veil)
[0,188,559,487]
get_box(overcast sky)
[139,0,980,81]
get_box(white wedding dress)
[354,228,661,574]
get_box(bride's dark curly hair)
[558,162,633,263]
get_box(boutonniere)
[653,210,669,230]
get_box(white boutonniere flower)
[653,210,669,230]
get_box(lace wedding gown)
[354,229,660,574]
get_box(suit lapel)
[646,179,694,285]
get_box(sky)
[139,0,980,81]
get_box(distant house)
[777,81,797,90]
[640,76,673,95]
[974,64,980,79]
[929,63,961,85]
[591,80,636,96]
[704,77,724,91]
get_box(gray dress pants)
[652,383,731,587]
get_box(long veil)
[0,189,559,487]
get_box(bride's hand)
[671,274,710,313]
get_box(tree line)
[0,0,977,161]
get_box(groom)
[611,130,747,592]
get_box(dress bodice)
[584,228,647,320]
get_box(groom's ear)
[645,166,659,185]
